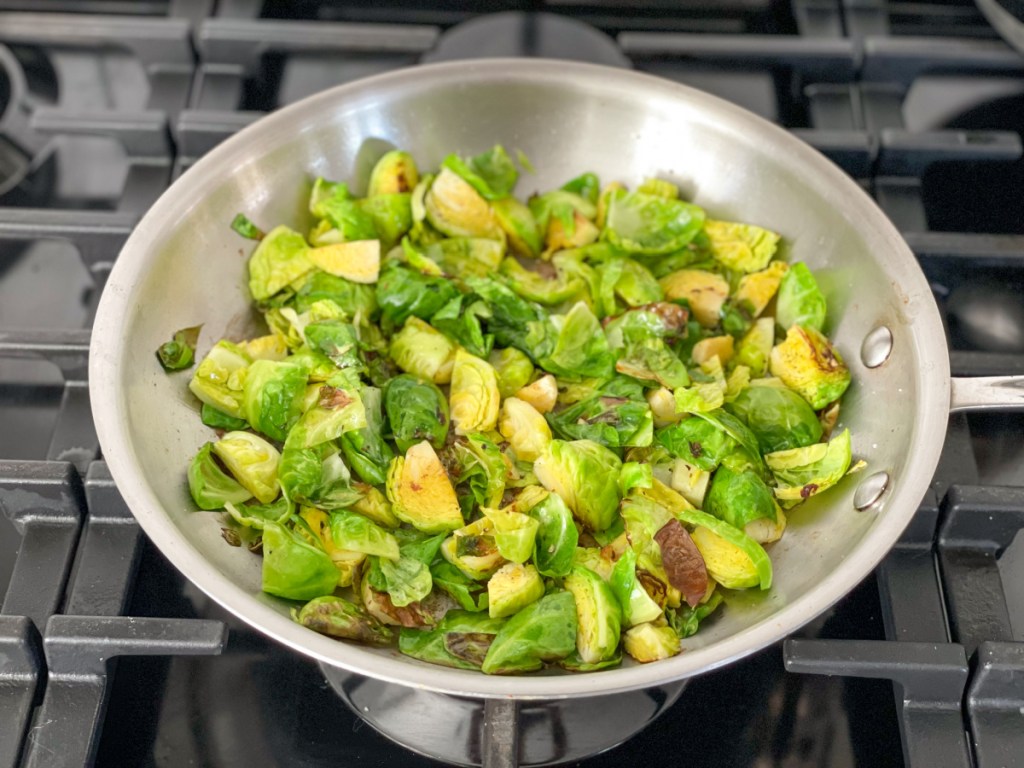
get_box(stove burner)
[975,0,1024,53]
[421,12,630,68]
[947,282,1024,353]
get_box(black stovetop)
[1,2,1023,767]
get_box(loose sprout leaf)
[261,521,339,601]
[384,375,449,452]
[481,591,578,674]
[200,403,248,431]
[379,554,433,607]
[515,148,535,174]
[296,595,394,645]
[704,465,777,530]
[231,213,265,240]
[561,172,601,205]
[539,302,615,379]
[533,439,622,532]
[767,428,854,504]
[776,262,826,332]
[726,384,823,454]
[528,491,578,579]
[604,192,706,255]
[703,219,780,273]
[248,225,315,301]
[188,443,253,510]
[157,325,201,371]
[667,591,723,639]
[442,145,518,201]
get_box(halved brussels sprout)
[350,485,400,529]
[776,262,826,332]
[656,416,735,471]
[211,431,281,503]
[659,269,729,328]
[483,505,540,564]
[359,195,412,251]
[766,428,853,504]
[449,433,510,510]
[189,340,252,419]
[188,442,253,510]
[440,517,506,580]
[544,210,600,256]
[368,150,419,196]
[384,374,449,452]
[442,145,518,201]
[704,465,776,531]
[726,382,823,454]
[564,565,622,665]
[242,360,307,442]
[734,317,775,377]
[637,177,679,199]
[534,439,622,532]
[733,260,789,319]
[703,220,780,273]
[386,440,463,534]
[450,349,501,435]
[296,595,394,645]
[489,347,534,399]
[623,623,680,663]
[487,562,545,618]
[604,192,705,255]
[493,196,542,258]
[261,521,338,601]
[156,325,200,371]
[499,257,584,306]
[424,167,504,241]
[375,264,460,326]
[769,325,851,409]
[330,509,400,560]
[669,459,710,508]
[307,240,381,284]
[745,502,787,544]
[692,336,735,367]
[539,302,615,380]
[610,548,663,627]
[647,387,683,428]
[424,237,505,278]
[287,377,367,449]
[389,317,456,384]
[528,491,578,578]
[399,610,504,669]
[248,225,314,301]
[499,397,552,462]
[515,374,558,414]
[689,525,760,590]
[481,591,578,674]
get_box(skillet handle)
[949,376,1024,412]
[481,698,519,768]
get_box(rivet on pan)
[861,326,893,368]
[854,471,890,511]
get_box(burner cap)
[422,12,630,68]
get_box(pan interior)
[93,60,949,699]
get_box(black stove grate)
[0,2,1022,767]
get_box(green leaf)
[604,192,706,255]
[261,521,338,601]
[442,145,518,201]
[481,591,578,674]
[330,509,400,560]
[539,302,615,379]
[200,403,248,431]
[187,442,253,510]
[231,213,265,240]
[156,325,201,371]
[379,554,433,607]
[776,262,827,332]
[528,492,578,578]
[384,374,450,453]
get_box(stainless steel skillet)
[89,59,1024,701]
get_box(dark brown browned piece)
[655,519,708,608]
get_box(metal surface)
[966,640,1024,768]
[0,615,41,768]
[861,325,894,368]
[975,0,1024,54]
[323,663,687,766]
[91,59,965,699]
[854,471,891,511]
[950,375,1024,411]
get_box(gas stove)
[1,2,1023,767]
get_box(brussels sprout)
[646,387,683,428]
[431,561,489,612]
[188,443,253,510]
[487,562,545,619]
[543,210,600,256]
[296,595,394,645]
[378,554,434,607]
[376,264,460,327]
[261,521,338,601]
[440,517,505,580]
[564,566,622,665]
[703,220,780,273]
[610,548,663,627]
[669,459,710,507]
[819,399,841,440]
[704,465,776,531]
[384,374,449,452]
[726,383,823,454]
[527,491,578,578]
[450,350,501,435]
[623,623,681,663]
[493,196,542,257]
[481,591,578,674]
[596,181,624,229]
[483,506,540,564]
[692,336,735,367]
[309,177,350,216]
[732,260,789,319]
[610,258,662,308]
[448,433,510,511]
[241,360,307,442]
[424,167,504,240]
[201,403,248,431]
[350,485,399,528]
[655,417,735,471]
[431,294,494,359]
[534,439,622,532]
[248,225,314,301]
[399,611,504,669]
[368,150,420,196]
[604,192,705,255]
[562,172,601,204]
[339,387,394,486]
[464,276,555,360]
[691,407,766,478]
[386,441,463,534]
[330,509,400,560]
[424,237,505,278]
[667,590,723,638]
[499,397,552,462]
[225,497,291,529]
[539,302,615,379]
[637,177,679,199]
[745,502,787,544]
[211,431,281,503]
[766,428,853,504]
[156,325,200,371]
[689,525,760,590]
[573,546,617,582]
[360,195,411,253]
[734,317,775,377]
[769,325,851,409]
[287,377,367,448]
[489,347,534,399]
[231,212,265,240]
[239,333,288,362]
[776,262,826,332]
[674,377,725,415]
[515,373,558,414]
[442,145,517,200]
[547,389,653,449]
[189,340,252,419]
[616,337,690,389]
[529,190,597,239]
[659,269,730,328]
[389,317,456,384]
[360,569,451,628]
[315,198,379,243]
[278,442,354,508]
[619,461,654,496]
[307,240,381,284]
[293,271,378,319]
[499,257,584,306]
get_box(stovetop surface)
[1,2,1023,767]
